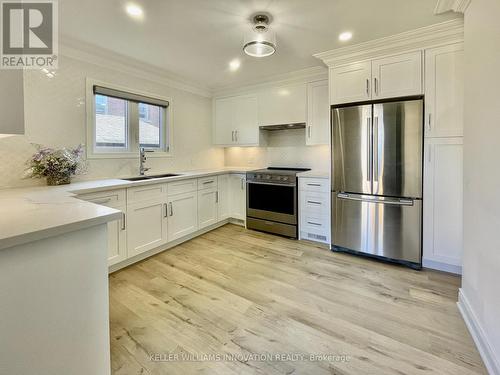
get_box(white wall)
[224,129,330,171]
[0,54,224,188]
[461,0,500,373]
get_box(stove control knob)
[265,175,271,179]
[283,177,289,181]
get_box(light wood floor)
[109,224,486,375]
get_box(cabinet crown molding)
[434,0,471,14]
[314,19,464,67]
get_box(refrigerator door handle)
[373,116,379,182]
[366,117,372,183]
[337,193,414,206]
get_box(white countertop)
[0,167,253,251]
[297,170,330,179]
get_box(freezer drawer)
[332,192,422,264]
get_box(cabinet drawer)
[168,179,197,196]
[300,213,330,236]
[77,189,126,208]
[299,178,330,193]
[198,176,218,190]
[127,183,167,204]
[300,191,330,216]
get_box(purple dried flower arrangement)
[25,144,87,185]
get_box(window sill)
[87,151,173,160]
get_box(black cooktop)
[251,167,311,175]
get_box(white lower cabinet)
[229,174,246,221]
[198,188,218,229]
[77,189,127,266]
[217,174,231,220]
[127,198,168,258]
[423,137,463,273]
[77,174,249,271]
[107,208,127,266]
[167,191,198,241]
[298,177,331,244]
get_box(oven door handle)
[247,181,296,187]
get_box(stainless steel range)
[246,167,310,238]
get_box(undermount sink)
[149,173,180,178]
[121,173,181,182]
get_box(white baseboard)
[457,289,500,375]
[423,258,462,274]
[109,220,230,273]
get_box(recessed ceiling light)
[229,59,241,71]
[126,3,143,19]
[339,31,353,42]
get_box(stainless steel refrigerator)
[331,98,423,268]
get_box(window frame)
[86,78,173,159]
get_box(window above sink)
[86,79,173,159]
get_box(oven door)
[247,181,297,225]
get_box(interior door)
[372,100,423,198]
[332,104,373,195]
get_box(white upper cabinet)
[371,51,423,100]
[330,52,423,104]
[214,97,234,145]
[425,43,464,138]
[234,95,259,144]
[306,80,330,146]
[330,61,371,105]
[213,94,258,146]
[258,83,307,126]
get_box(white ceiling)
[59,0,459,90]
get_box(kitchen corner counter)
[0,168,253,251]
[297,170,330,179]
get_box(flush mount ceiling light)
[243,14,276,58]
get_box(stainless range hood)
[259,122,306,131]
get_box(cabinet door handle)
[366,79,370,96]
[235,130,238,142]
[308,126,312,139]
[374,77,378,95]
[121,212,126,230]
[163,203,168,218]
[169,202,173,216]
[307,221,322,226]
[91,197,112,205]
[215,191,219,203]
[231,131,234,142]
[427,113,432,133]
[307,183,321,187]
[307,200,322,205]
